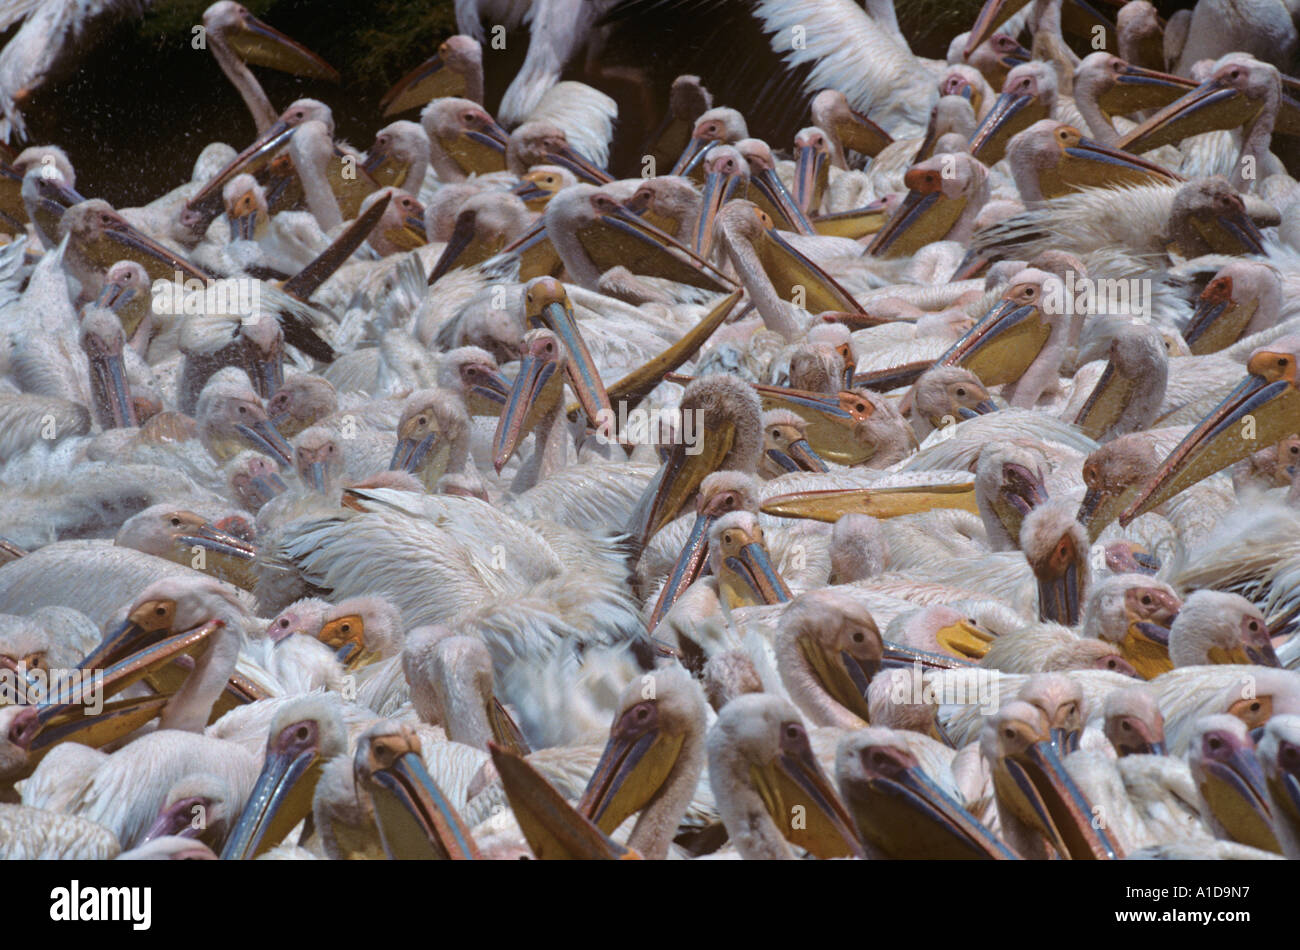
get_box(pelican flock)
[5,0,1300,866]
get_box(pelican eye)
[171,517,182,527]
[1141,595,1151,605]
[955,387,967,397]
[296,726,309,741]
[340,623,351,633]
[279,618,290,628]
[155,606,166,616]
[1120,720,1131,731]
[852,631,865,643]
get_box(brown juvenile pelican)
[380,34,485,115]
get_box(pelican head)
[837,728,1016,859]
[1073,52,1196,137]
[707,694,864,858]
[61,199,208,293]
[380,34,484,116]
[427,191,528,282]
[620,175,702,237]
[936,268,1063,388]
[908,365,996,430]
[647,470,761,631]
[506,121,608,183]
[79,305,136,429]
[709,511,791,608]
[759,409,827,477]
[1121,335,1300,523]
[143,773,235,849]
[364,187,427,258]
[1081,572,1181,679]
[963,32,1030,91]
[1103,686,1167,756]
[203,2,338,82]
[1073,323,1168,443]
[1184,261,1282,355]
[114,504,256,570]
[222,693,347,859]
[1020,501,1089,626]
[390,388,470,490]
[973,442,1050,551]
[695,145,750,257]
[196,368,292,465]
[97,260,152,340]
[628,372,762,548]
[265,374,336,437]
[672,107,748,177]
[968,62,1057,166]
[1077,433,1161,538]
[868,152,989,258]
[1166,177,1265,257]
[809,89,892,163]
[1006,119,1179,203]
[777,589,881,724]
[1169,590,1279,668]
[420,98,509,181]
[226,451,288,511]
[511,165,577,211]
[1119,53,1281,156]
[1188,714,1279,853]
[983,699,1122,858]
[577,665,708,860]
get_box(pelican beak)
[221,722,329,859]
[968,90,1046,164]
[840,746,1017,859]
[867,171,964,259]
[1184,278,1254,355]
[793,144,826,215]
[1000,736,1123,859]
[526,278,611,426]
[1207,641,1282,667]
[490,743,640,859]
[389,419,448,489]
[1073,360,1134,441]
[427,208,498,284]
[492,340,563,472]
[85,337,136,429]
[767,437,829,473]
[810,199,892,239]
[695,168,742,257]
[761,483,979,522]
[511,174,551,206]
[628,413,737,547]
[380,50,464,116]
[246,337,284,402]
[1049,133,1181,194]
[934,619,996,660]
[749,220,864,314]
[487,696,532,756]
[31,623,219,753]
[750,740,865,859]
[750,168,816,235]
[380,204,428,251]
[226,12,338,81]
[1118,621,1174,679]
[243,469,289,506]
[836,109,894,158]
[189,116,302,210]
[1120,352,1300,524]
[567,290,742,426]
[236,416,293,467]
[282,192,391,303]
[964,0,1033,58]
[646,508,716,632]
[585,204,734,292]
[937,296,1049,387]
[1119,76,1265,156]
[178,520,259,562]
[578,715,686,835]
[671,137,714,177]
[91,212,212,285]
[1036,544,1083,626]
[752,386,890,465]
[363,741,480,859]
[1264,739,1300,843]
[503,218,564,281]
[717,525,791,608]
[796,633,877,722]
[546,144,612,185]
[1198,733,1281,853]
[1097,63,1197,116]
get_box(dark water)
[8,0,1205,206]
